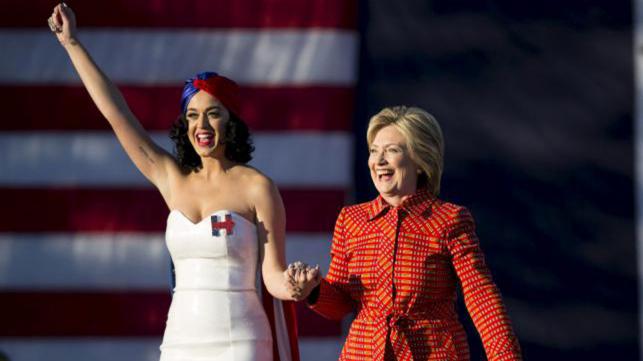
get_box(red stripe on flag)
[0,291,341,337]
[3,0,357,29]
[0,291,170,337]
[0,187,344,233]
[0,86,353,132]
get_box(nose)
[197,113,212,129]
[376,151,387,165]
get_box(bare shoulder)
[231,165,282,218]
[231,165,277,196]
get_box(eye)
[387,147,401,153]
[208,111,221,118]
[186,112,198,120]
[369,148,377,154]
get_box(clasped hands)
[284,261,321,301]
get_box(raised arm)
[48,4,176,193]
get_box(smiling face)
[185,90,229,158]
[368,125,420,201]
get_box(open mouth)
[376,169,394,182]
[195,132,214,147]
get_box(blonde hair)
[367,106,444,196]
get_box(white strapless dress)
[160,210,273,361]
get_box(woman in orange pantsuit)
[287,106,522,361]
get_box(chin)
[191,142,217,156]
[199,149,217,158]
[374,183,394,195]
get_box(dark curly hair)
[169,112,255,172]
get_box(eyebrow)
[370,142,404,148]
[186,105,222,112]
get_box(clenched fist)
[47,2,78,47]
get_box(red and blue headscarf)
[180,71,241,116]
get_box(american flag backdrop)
[2,1,637,360]
[0,1,357,360]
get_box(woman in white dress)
[47,4,311,361]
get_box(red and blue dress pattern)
[309,189,522,361]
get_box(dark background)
[353,1,637,359]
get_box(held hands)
[283,261,321,301]
[47,2,78,47]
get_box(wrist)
[61,36,80,49]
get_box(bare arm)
[250,175,296,300]
[49,4,175,193]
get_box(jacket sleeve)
[307,207,356,320]
[446,206,522,361]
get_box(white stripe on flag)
[0,132,352,187]
[0,337,343,361]
[0,338,162,361]
[0,30,358,85]
[0,233,331,289]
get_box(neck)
[197,154,235,179]
[381,188,416,207]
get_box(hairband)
[180,72,241,116]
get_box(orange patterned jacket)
[308,189,522,361]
